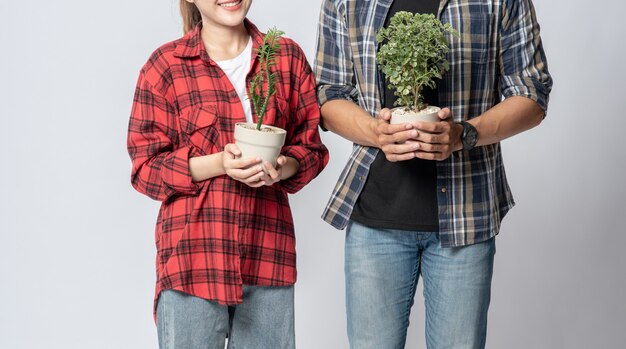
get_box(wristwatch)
[458,121,478,151]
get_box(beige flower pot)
[390,106,440,124]
[234,122,286,166]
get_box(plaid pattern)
[315,0,552,247]
[128,20,328,313]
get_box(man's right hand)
[374,108,421,162]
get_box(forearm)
[189,152,226,182]
[470,96,544,147]
[320,99,379,147]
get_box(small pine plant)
[376,12,457,112]
[248,27,285,131]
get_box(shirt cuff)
[161,146,202,196]
[317,84,359,107]
[501,75,551,113]
[278,145,325,194]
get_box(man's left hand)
[411,108,464,161]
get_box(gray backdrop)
[1,0,625,348]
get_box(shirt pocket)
[179,104,220,154]
[452,14,494,64]
[259,94,290,130]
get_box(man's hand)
[223,143,266,188]
[375,108,422,162]
[411,108,463,161]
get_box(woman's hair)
[180,1,202,34]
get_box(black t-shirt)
[350,0,441,232]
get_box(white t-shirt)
[215,38,253,123]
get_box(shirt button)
[441,187,447,193]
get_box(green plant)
[248,27,285,130]
[376,12,457,112]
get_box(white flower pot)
[234,122,286,166]
[390,106,440,124]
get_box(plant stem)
[256,43,273,130]
[248,28,284,131]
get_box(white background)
[1,1,625,348]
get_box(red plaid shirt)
[127,20,328,312]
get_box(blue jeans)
[345,221,495,349]
[156,286,295,349]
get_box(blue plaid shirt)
[314,0,552,247]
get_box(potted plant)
[376,12,457,124]
[234,27,286,167]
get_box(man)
[314,0,552,348]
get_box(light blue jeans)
[345,221,495,349]
[156,286,295,349]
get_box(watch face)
[463,122,478,150]
[467,129,477,144]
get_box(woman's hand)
[259,156,286,186]
[222,143,266,188]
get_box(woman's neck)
[200,21,250,61]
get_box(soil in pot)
[390,106,440,124]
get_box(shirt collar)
[173,19,264,61]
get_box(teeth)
[220,1,241,7]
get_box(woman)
[127,1,328,347]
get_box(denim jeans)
[345,221,495,349]
[156,286,295,349]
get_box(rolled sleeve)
[160,146,202,195]
[499,0,553,113]
[128,72,201,201]
[317,84,359,107]
[314,0,360,108]
[279,144,327,194]
[278,54,329,194]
